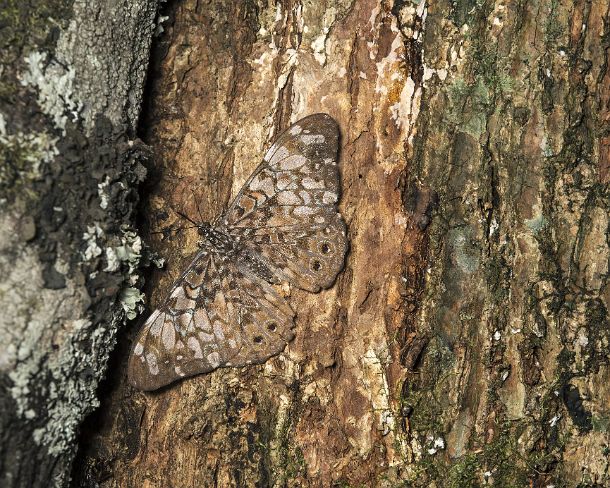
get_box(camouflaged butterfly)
[128,114,347,390]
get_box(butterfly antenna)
[190,188,206,224]
[150,224,200,236]
[175,210,199,227]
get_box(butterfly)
[128,114,347,391]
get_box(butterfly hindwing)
[223,113,347,292]
[225,262,295,367]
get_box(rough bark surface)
[0,1,158,486]
[77,0,610,487]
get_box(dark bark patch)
[561,384,592,433]
[599,136,610,184]
[42,262,66,289]
[402,179,438,230]
[518,338,542,386]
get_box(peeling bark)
[70,0,609,487]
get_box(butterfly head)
[196,222,212,247]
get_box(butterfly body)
[128,114,347,391]
[194,223,278,283]
[196,223,240,258]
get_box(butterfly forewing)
[128,250,219,391]
[223,114,347,292]
[128,113,346,391]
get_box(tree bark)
[75,0,609,487]
[0,1,158,486]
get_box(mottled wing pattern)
[227,262,295,367]
[222,113,347,292]
[128,250,295,391]
[128,113,346,391]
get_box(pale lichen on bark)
[0,1,159,486]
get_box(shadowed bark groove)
[75,1,610,487]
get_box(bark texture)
[77,0,610,487]
[0,1,158,486]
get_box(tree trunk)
[0,1,158,486]
[21,0,610,487]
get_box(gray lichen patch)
[32,313,124,457]
[446,78,491,139]
[120,286,145,320]
[0,114,59,198]
[448,226,480,275]
[300,0,353,65]
[0,111,154,484]
[0,212,90,438]
[20,51,82,134]
[0,0,160,485]
[53,1,158,132]
[0,203,150,463]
